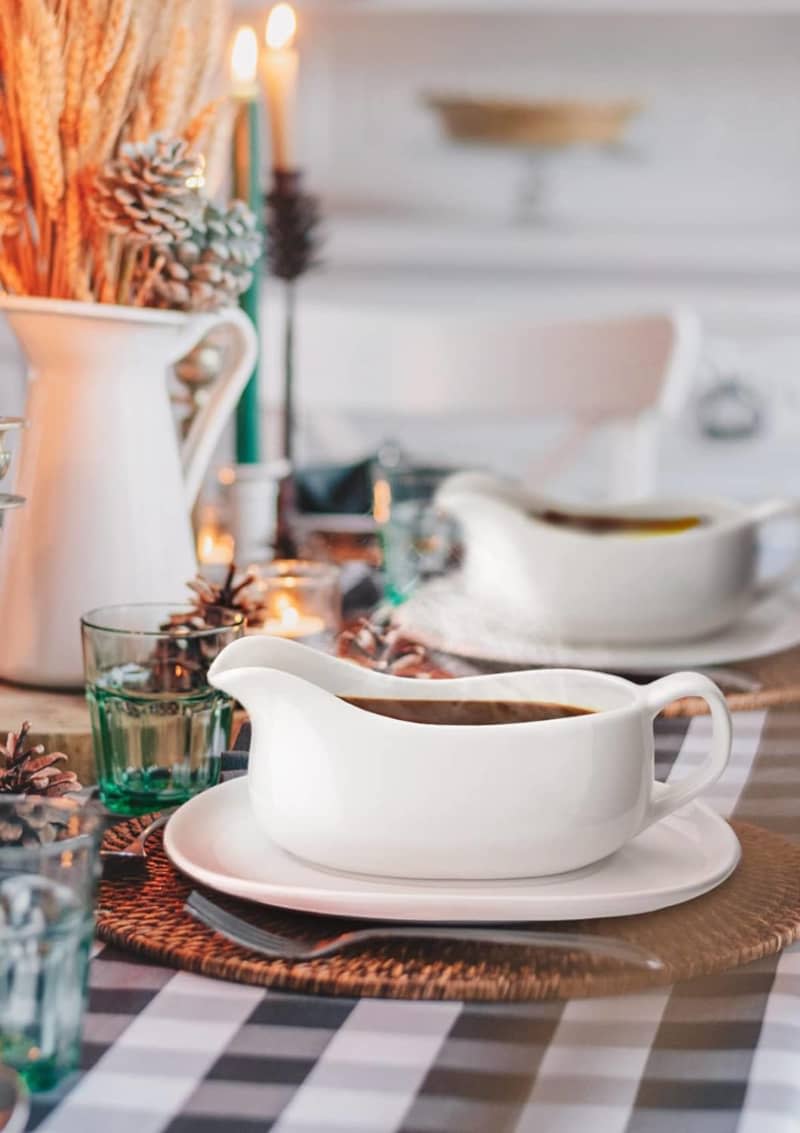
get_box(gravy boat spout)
[208,635,401,705]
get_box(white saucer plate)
[395,578,800,673]
[165,778,741,923]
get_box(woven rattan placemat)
[436,644,800,718]
[661,644,800,716]
[96,819,800,1002]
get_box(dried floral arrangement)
[0,0,260,311]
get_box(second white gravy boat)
[209,636,732,880]
[437,472,800,645]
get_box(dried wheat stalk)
[0,0,233,303]
[25,0,65,121]
[202,99,236,199]
[18,34,64,216]
[150,19,190,136]
[94,16,143,163]
[184,2,227,120]
[0,260,25,296]
[94,0,132,88]
[183,97,225,152]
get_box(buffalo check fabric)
[25,708,800,1133]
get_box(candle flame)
[266,3,297,50]
[275,592,300,630]
[231,25,259,87]
[197,524,234,566]
[372,478,391,525]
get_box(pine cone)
[336,618,451,678]
[0,722,81,799]
[149,199,261,312]
[266,172,321,282]
[182,563,266,628]
[0,159,23,239]
[153,564,263,692]
[91,135,203,246]
[149,627,210,694]
[0,796,81,849]
[163,563,265,635]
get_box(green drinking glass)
[81,603,244,815]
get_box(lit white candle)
[261,3,298,172]
[230,25,259,101]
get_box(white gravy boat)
[209,636,731,880]
[437,472,800,645]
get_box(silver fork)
[100,812,173,864]
[185,890,663,970]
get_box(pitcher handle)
[176,308,259,506]
[639,672,731,831]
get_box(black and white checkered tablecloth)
[25,708,800,1133]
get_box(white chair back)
[267,303,702,498]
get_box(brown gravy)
[537,508,704,537]
[341,697,594,726]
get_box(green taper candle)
[231,28,263,464]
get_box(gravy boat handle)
[639,672,732,831]
[746,498,800,601]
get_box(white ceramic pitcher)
[0,297,258,688]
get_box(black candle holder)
[265,168,322,557]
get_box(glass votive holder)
[248,560,342,649]
[0,418,25,483]
[195,502,235,580]
[0,797,102,1092]
[372,464,462,605]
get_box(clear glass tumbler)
[372,466,461,605]
[81,604,244,815]
[0,797,101,1091]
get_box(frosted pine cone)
[0,159,23,239]
[91,135,203,246]
[149,199,261,312]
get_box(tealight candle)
[261,593,327,640]
[196,505,235,568]
[197,528,235,568]
[248,560,341,648]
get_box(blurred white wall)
[232,7,800,230]
[6,5,800,503]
